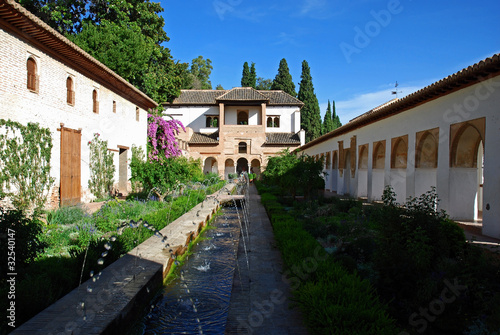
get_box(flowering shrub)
[88,133,115,199]
[147,114,185,162]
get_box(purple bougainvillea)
[147,114,186,162]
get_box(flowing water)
[130,204,243,334]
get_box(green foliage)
[256,77,272,90]
[322,100,334,135]
[298,60,322,142]
[45,205,90,225]
[241,61,254,88]
[259,190,398,334]
[183,56,213,89]
[262,149,324,199]
[331,100,342,129]
[0,119,54,211]
[0,208,46,272]
[271,58,296,97]
[88,133,115,199]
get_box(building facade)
[164,87,305,179]
[0,0,157,207]
[299,54,500,238]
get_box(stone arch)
[358,144,368,169]
[325,152,331,169]
[251,159,261,178]
[416,129,439,168]
[372,141,385,169]
[451,123,484,168]
[331,150,338,193]
[203,157,217,174]
[224,158,235,179]
[343,150,351,195]
[26,56,38,92]
[391,136,408,169]
[332,151,338,169]
[237,157,249,174]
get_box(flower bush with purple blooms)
[147,114,185,162]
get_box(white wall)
[300,76,500,237]
[0,28,148,204]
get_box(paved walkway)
[225,184,309,335]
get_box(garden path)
[224,184,309,334]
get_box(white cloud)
[335,85,423,124]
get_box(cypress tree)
[322,100,334,135]
[298,60,322,142]
[241,62,251,87]
[249,62,257,88]
[332,100,342,129]
[271,58,296,97]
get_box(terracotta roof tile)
[189,131,219,144]
[0,0,157,110]
[168,88,303,106]
[265,132,301,145]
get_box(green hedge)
[259,190,398,334]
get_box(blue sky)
[160,0,500,124]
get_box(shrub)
[88,133,115,199]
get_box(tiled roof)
[168,88,303,106]
[260,91,304,106]
[189,131,219,144]
[0,0,157,110]
[300,52,500,150]
[217,87,268,101]
[265,132,301,145]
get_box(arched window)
[372,141,385,169]
[416,131,438,168]
[238,142,247,154]
[274,117,280,128]
[92,89,99,114]
[66,77,75,105]
[206,116,212,127]
[358,145,368,169]
[267,117,273,127]
[237,111,248,125]
[391,137,408,169]
[27,57,38,92]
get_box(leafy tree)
[322,100,334,135]
[184,56,213,90]
[298,60,322,142]
[256,77,272,90]
[215,84,225,90]
[271,58,296,97]
[249,62,257,88]
[20,0,187,103]
[241,62,251,87]
[332,100,342,129]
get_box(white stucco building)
[0,0,157,207]
[164,87,305,179]
[299,53,500,238]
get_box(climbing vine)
[147,114,185,162]
[88,133,115,200]
[0,119,54,212]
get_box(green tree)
[332,100,342,129]
[298,60,322,142]
[249,62,257,88]
[271,58,296,97]
[215,84,225,90]
[256,77,272,90]
[88,133,115,199]
[322,100,334,135]
[241,62,251,87]
[184,56,213,89]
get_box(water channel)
[129,187,248,334]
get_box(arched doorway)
[251,159,261,179]
[332,151,338,193]
[450,119,485,221]
[357,145,368,198]
[372,141,385,200]
[343,150,351,196]
[237,157,249,175]
[225,159,235,180]
[203,157,217,175]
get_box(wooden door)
[60,127,81,206]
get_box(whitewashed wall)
[0,28,149,204]
[302,76,500,238]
